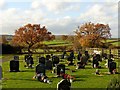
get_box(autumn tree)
[75,22,111,48]
[61,35,68,41]
[12,24,54,53]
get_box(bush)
[107,77,120,90]
[1,44,22,54]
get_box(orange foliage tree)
[12,24,54,53]
[75,22,111,48]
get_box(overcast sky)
[0,0,119,38]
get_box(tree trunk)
[109,49,111,55]
[28,45,32,54]
[101,48,104,56]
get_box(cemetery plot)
[1,52,119,88]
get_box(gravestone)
[39,57,45,64]
[57,79,71,90]
[67,56,74,65]
[81,55,88,65]
[46,55,51,60]
[0,66,2,80]
[27,55,34,68]
[84,51,90,62]
[77,61,85,69]
[25,55,29,62]
[96,54,102,62]
[109,61,116,74]
[57,64,65,76]
[52,56,60,67]
[92,55,99,68]
[77,52,82,61]
[61,51,66,59]
[10,60,19,72]
[45,60,52,70]
[70,51,74,59]
[36,63,46,76]
[24,55,29,67]
[14,56,19,61]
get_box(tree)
[61,35,68,41]
[12,24,54,53]
[75,22,111,48]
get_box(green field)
[1,53,119,89]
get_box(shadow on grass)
[20,69,35,72]
[74,79,85,82]
[8,78,38,82]
[72,75,88,79]
[85,66,106,69]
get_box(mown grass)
[43,40,71,45]
[1,54,119,89]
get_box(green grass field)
[1,54,119,89]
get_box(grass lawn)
[1,54,119,89]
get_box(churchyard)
[1,39,120,89]
[1,23,120,89]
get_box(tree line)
[1,22,115,54]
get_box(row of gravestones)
[9,51,117,74]
[9,55,66,76]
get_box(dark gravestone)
[14,56,19,61]
[46,55,50,60]
[77,52,82,61]
[93,55,99,68]
[39,57,45,64]
[84,51,90,62]
[61,51,66,59]
[45,60,52,70]
[77,62,85,69]
[27,56,34,68]
[45,55,52,70]
[109,61,116,74]
[70,51,74,59]
[24,55,29,67]
[108,58,113,68]
[57,79,71,90]
[25,55,29,62]
[36,63,46,76]
[52,56,59,67]
[10,60,19,72]
[67,56,74,65]
[0,66,2,80]
[57,64,65,76]
[81,55,88,65]
[96,54,102,62]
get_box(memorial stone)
[57,64,65,76]
[10,60,19,72]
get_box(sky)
[0,0,119,38]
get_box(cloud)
[0,0,5,9]
[0,7,45,35]
[78,3,118,37]
[0,1,118,38]
[31,0,82,14]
